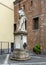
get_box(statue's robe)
[18,16,26,31]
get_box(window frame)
[33,17,39,30]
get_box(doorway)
[11,42,14,52]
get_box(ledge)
[14,30,27,35]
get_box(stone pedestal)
[10,49,30,60]
[10,31,30,60]
[14,30,27,49]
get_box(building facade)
[14,0,46,51]
[0,0,14,50]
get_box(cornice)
[0,2,14,11]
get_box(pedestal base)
[10,49,30,60]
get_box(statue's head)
[18,7,25,17]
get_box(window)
[33,17,39,30]
[23,5,25,10]
[14,24,16,32]
[19,3,21,10]
[31,0,33,6]
[25,20,27,30]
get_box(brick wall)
[14,0,46,50]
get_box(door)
[11,42,14,52]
